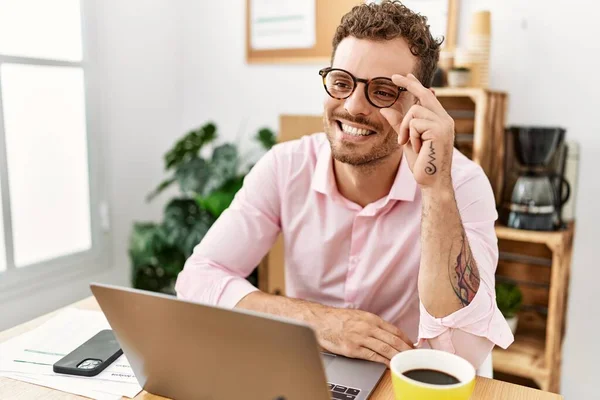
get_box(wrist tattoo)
[450,233,480,307]
[425,141,437,175]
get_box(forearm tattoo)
[425,141,437,175]
[450,233,480,306]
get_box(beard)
[324,110,400,166]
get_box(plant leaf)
[131,246,186,294]
[160,198,216,258]
[181,212,214,258]
[175,157,210,195]
[129,222,186,294]
[146,176,176,202]
[221,175,244,194]
[201,144,238,196]
[164,122,217,170]
[196,190,235,218]
[495,281,523,318]
[255,128,276,150]
[196,175,244,218]
[129,222,161,268]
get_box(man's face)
[323,37,417,166]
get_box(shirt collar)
[311,142,336,195]
[387,154,417,202]
[311,143,417,202]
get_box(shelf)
[494,222,574,250]
[493,328,548,385]
[492,223,575,393]
[432,87,501,99]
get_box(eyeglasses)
[319,67,407,109]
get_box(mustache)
[331,111,383,132]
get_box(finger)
[397,105,437,146]
[409,122,422,153]
[406,104,438,121]
[361,337,399,361]
[397,109,411,145]
[391,74,446,116]
[379,107,404,142]
[371,328,413,353]
[409,118,438,135]
[361,348,389,366]
[409,118,437,154]
[357,345,392,366]
[377,320,415,349]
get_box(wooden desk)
[0,297,563,400]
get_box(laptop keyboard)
[328,382,361,399]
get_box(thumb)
[380,108,407,145]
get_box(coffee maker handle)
[552,174,571,205]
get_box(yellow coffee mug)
[390,349,476,400]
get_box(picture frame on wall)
[246,0,362,64]
[246,0,459,64]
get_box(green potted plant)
[129,122,276,294]
[495,281,523,334]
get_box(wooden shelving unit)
[492,223,575,393]
[433,87,508,206]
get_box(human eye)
[374,89,395,98]
[333,80,352,89]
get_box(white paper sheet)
[250,0,316,50]
[0,309,142,399]
[4,372,134,400]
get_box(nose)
[344,83,372,116]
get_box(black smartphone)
[53,329,123,377]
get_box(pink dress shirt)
[175,133,514,368]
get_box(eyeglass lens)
[323,69,399,108]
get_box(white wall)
[94,0,185,287]
[179,0,599,397]
[180,0,324,149]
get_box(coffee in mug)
[390,349,476,400]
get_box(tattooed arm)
[380,74,483,317]
[381,74,513,363]
[419,181,481,317]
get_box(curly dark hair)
[332,0,443,87]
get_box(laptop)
[90,283,386,400]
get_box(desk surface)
[0,297,563,400]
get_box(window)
[0,0,107,293]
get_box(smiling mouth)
[337,120,376,136]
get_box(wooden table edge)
[1,296,563,400]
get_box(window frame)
[0,0,111,301]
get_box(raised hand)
[380,73,455,188]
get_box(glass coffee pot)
[501,126,571,231]
[506,173,570,231]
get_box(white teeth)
[341,123,372,136]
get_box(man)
[176,0,513,368]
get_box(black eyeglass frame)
[318,67,407,109]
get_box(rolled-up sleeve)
[175,148,282,308]
[418,169,514,367]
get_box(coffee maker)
[499,126,571,231]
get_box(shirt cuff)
[418,282,514,350]
[217,277,260,309]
